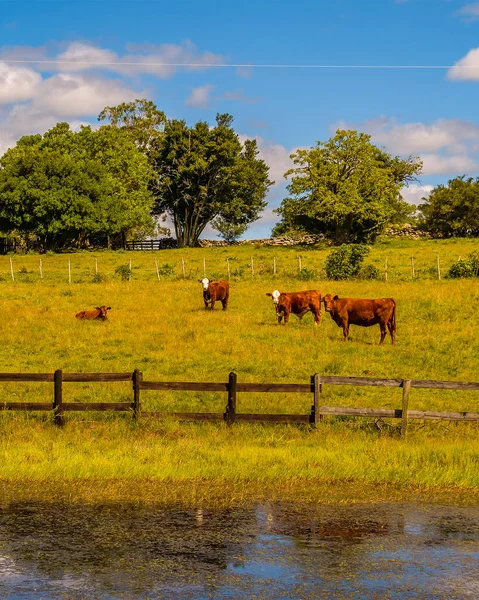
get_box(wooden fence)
[1,371,478,438]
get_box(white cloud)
[2,40,226,79]
[238,134,301,186]
[56,43,118,72]
[185,84,214,108]
[0,61,41,103]
[421,153,478,175]
[448,47,479,81]
[32,73,141,116]
[456,3,479,21]
[224,88,260,104]
[401,184,434,205]
[334,117,479,176]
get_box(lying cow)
[323,294,396,344]
[75,306,111,321]
[199,278,229,310]
[266,290,322,326]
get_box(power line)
[0,59,474,69]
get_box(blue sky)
[2,0,479,237]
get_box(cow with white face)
[266,290,322,326]
[199,278,230,310]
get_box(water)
[0,501,477,599]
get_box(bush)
[358,264,381,280]
[447,251,479,278]
[92,272,107,283]
[115,264,131,281]
[325,244,370,280]
[158,263,175,276]
[297,267,316,281]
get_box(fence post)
[132,369,142,421]
[68,259,71,285]
[226,258,230,280]
[203,258,206,278]
[9,256,14,282]
[410,256,415,279]
[182,258,186,278]
[273,256,276,276]
[129,258,132,281]
[401,379,411,440]
[311,373,322,427]
[251,257,254,277]
[53,369,64,426]
[436,255,441,280]
[385,258,388,282]
[39,258,43,281]
[154,258,160,281]
[226,372,237,425]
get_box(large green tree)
[419,176,479,237]
[153,113,273,247]
[274,130,422,244]
[0,122,154,249]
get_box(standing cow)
[266,290,322,326]
[322,294,396,344]
[199,278,229,310]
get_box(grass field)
[0,238,478,506]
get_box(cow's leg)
[341,320,349,341]
[312,306,321,326]
[379,323,387,344]
[221,293,229,310]
[277,313,283,325]
[210,293,216,310]
[284,311,290,326]
[387,321,396,345]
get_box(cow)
[322,294,396,345]
[199,278,229,310]
[75,306,111,321]
[266,290,322,326]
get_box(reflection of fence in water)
[1,371,478,439]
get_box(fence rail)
[1,370,478,438]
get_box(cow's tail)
[389,299,396,331]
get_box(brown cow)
[199,278,229,310]
[75,306,111,321]
[323,294,396,344]
[266,289,322,325]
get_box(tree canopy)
[419,176,479,237]
[0,122,154,250]
[273,129,422,244]
[152,113,273,247]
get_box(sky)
[1,0,479,238]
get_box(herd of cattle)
[74,278,397,345]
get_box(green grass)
[0,238,478,505]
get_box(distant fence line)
[1,371,478,439]
[1,252,466,283]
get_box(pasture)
[0,238,478,505]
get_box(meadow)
[0,237,478,506]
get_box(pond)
[0,501,477,599]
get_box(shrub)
[447,251,479,279]
[159,263,175,276]
[297,267,316,281]
[115,264,131,281]
[92,272,107,283]
[325,244,370,280]
[358,264,381,280]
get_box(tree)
[0,123,154,250]
[273,130,422,244]
[98,98,166,156]
[419,176,479,237]
[153,114,273,247]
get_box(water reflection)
[0,502,477,599]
